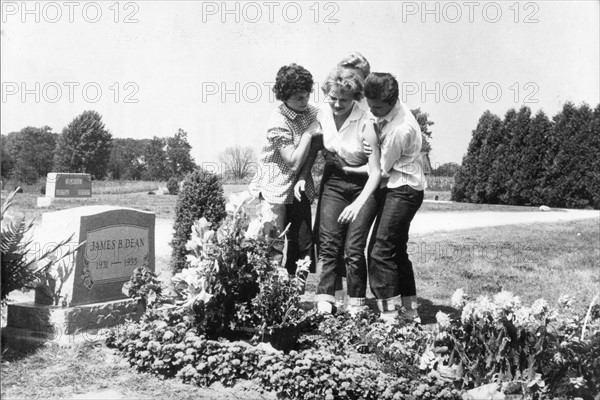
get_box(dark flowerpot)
[262,325,301,352]
[233,324,301,352]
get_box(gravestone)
[38,172,92,207]
[46,172,92,198]
[3,206,155,350]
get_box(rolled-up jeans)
[316,165,378,303]
[368,184,424,305]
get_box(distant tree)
[165,129,196,178]
[142,137,169,181]
[542,102,599,208]
[3,126,57,183]
[434,162,460,177]
[218,145,256,181]
[53,111,113,179]
[411,108,434,153]
[586,104,600,208]
[511,109,551,205]
[0,135,13,179]
[452,111,501,203]
[486,109,518,204]
[108,138,149,180]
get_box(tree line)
[1,108,437,185]
[452,102,599,209]
[1,110,196,183]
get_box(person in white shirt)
[295,67,381,315]
[363,72,427,323]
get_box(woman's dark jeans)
[368,185,424,300]
[316,165,378,302]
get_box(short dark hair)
[273,63,314,101]
[364,73,399,105]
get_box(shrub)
[40,185,46,195]
[167,177,179,195]
[171,170,227,273]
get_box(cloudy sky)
[2,1,598,169]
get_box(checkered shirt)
[251,103,318,204]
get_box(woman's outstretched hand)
[338,201,363,224]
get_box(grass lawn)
[2,219,598,399]
[413,218,599,319]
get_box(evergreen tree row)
[452,102,600,209]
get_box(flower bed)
[108,189,600,400]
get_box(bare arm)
[278,120,321,173]
[294,138,323,200]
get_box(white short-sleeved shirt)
[318,101,371,167]
[377,101,427,191]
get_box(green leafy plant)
[122,266,164,309]
[1,188,78,306]
[171,169,227,273]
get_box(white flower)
[435,311,451,328]
[295,256,311,274]
[203,230,215,242]
[461,302,476,324]
[557,294,575,309]
[245,219,262,239]
[229,191,253,209]
[474,295,494,320]
[185,234,203,252]
[531,298,549,316]
[513,306,535,329]
[451,288,467,309]
[493,291,520,311]
[198,217,210,229]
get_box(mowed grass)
[0,341,273,400]
[412,218,600,318]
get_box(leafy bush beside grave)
[171,169,227,273]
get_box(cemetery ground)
[1,182,599,399]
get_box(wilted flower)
[435,311,451,328]
[451,288,467,309]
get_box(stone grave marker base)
[2,299,143,352]
[36,197,54,207]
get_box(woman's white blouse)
[318,101,371,167]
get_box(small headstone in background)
[539,205,551,211]
[37,172,93,207]
[45,172,92,198]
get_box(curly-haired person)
[250,63,322,274]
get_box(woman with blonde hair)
[296,67,381,315]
